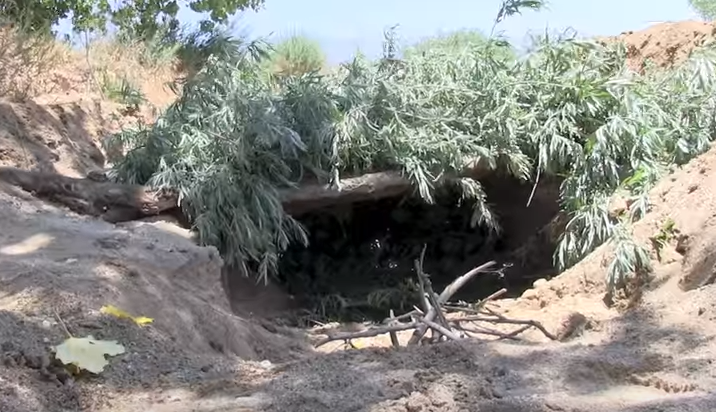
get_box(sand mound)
[0,190,309,412]
[0,97,138,176]
[603,20,716,71]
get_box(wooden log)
[0,167,177,223]
[280,158,495,215]
[279,171,412,215]
[0,157,496,222]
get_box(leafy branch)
[109,1,716,298]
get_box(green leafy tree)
[0,0,265,38]
[689,0,716,20]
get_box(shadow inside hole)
[274,174,564,323]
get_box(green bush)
[403,29,515,62]
[109,28,716,296]
[107,1,716,297]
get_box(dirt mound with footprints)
[2,20,716,412]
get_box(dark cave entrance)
[274,174,564,323]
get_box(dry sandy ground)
[2,20,716,412]
[3,148,716,412]
[601,20,716,71]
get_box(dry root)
[314,247,558,348]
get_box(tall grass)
[0,20,70,100]
[265,33,327,78]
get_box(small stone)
[259,360,272,369]
[533,279,548,288]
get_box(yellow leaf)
[100,305,153,326]
[132,316,154,325]
[54,335,125,374]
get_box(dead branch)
[408,260,498,345]
[455,316,558,341]
[382,309,421,324]
[0,167,177,222]
[454,323,522,341]
[313,299,559,349]
[481,306,509,320]
[443,288,507,314]
[314,322,419,348]
[475,288,507,310]
[0,156,495,221]
[414,245,453,343]
[423,319,462,341]
[388,309,400,347]
[438,261,500,302]
[499,325,533,340]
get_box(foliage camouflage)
[108,1,716,298]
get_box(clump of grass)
[265,33,327,78]
[0,21,70,100]
[98,69,146,109]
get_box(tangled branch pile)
[107,23,716,294]
[313,253,559,348]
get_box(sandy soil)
[603,20,716,72]
[2,19,716,412]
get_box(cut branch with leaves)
[105,0,716,298]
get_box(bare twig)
[455,324,522,341]
[414,244,451,331]
[382,309,421,324]
[500,325,532,340]
[315,322,419,348]
[456,316,558,340]
[422,318,462,341]
[388,309,400,347]
[53,308,73,338]
[443,288,507,314]
[438,261,499,301]
[475,288,507,309]
[482,306,509,320]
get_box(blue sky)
[59,0,702,63]
[230,0,701,62]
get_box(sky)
[58,0,702,64]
